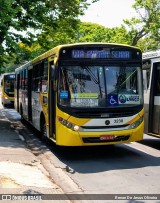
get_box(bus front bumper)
[55,122,144,146]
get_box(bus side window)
[33,63,43,93]
[155,65,160,96]
[143,70,147,91]
[41,60,48,93]
[143,69,150,91]
[24,69,28,91]
[22,70,25,90]
[142,60,151,90]
[146,69,150,89]
[20,71,23,90]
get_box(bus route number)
[114,119,123,124]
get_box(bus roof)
[32,42,141,63]
[0,72,15,78]
[143,49,160,60]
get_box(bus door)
[48,57,56,139]
[150,62,160,135]
[28,67,32,121]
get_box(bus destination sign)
[71,50,131,59]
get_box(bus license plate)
[100,135,115,141]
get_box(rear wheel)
[41,123,47,141]
[20,105,25,123]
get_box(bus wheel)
[20,106,25,123]
[41,123,47,141]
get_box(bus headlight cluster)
[129,117,143,129]
[58,117,80,131]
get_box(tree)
[76,22,112,42]
[76,0,160,51]
[124,0,160,48]
[0,0,99,72]
[106,26,132,45]
[137,37,160,52]
[15,22,132,63]
[37,18,79,51]
[74,22,131,45]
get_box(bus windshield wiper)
[84,66,100,84]
[84,66,103,97]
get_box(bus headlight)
[73,125,80,131]
[129,117,143,129]
[58,117,80,131]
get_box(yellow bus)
[14,43,144,146]
[1,73,15,106]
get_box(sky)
[80,0,136,28]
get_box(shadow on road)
[138,137,160,150]
[48,142,160,174]
[1,107,160,174]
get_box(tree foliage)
[1,0,160,73]
[75,22,131,45]
[76,22,110,42]
[124,0,160,49]
[0,0,99,72]
[76,0,160,51]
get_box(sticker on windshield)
[71,98,98,107]
[71,93,98,99]
[118,94,140,104]
[60,91,68,99]
[108,94,118,106]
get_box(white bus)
[143,50,160,137]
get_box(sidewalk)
[0,106,71,203]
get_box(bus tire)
[20,105,25,123]
[41,122,47,141]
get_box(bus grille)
[81,125,129,129]
[74,112,134,118]
[82,135,130,143]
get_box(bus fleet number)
[114,119,123,124]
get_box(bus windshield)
[58,65,143,108]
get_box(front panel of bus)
[55,45,144,146]
[1,74,15,106]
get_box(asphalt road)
[2,104,160,203]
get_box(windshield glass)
[4,75,15,95]
[58,65,143,108]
